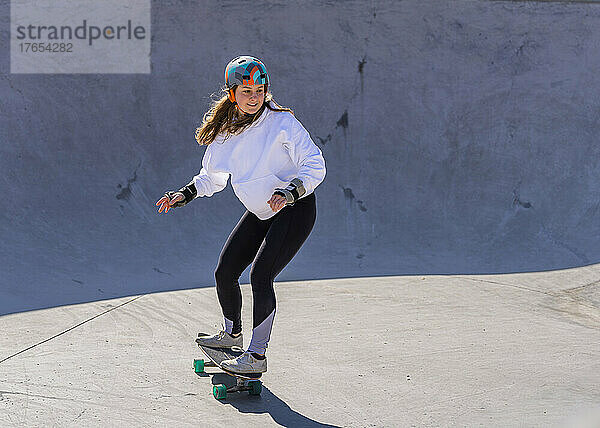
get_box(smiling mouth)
[248,103,258,107]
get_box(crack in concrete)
[538,302,600,330]
[562,279,600,293]
[512,182,532,209]
[153,267,172,276]
[0,390,74,402]
[456,275,600,325]
[73,409,86,422]
[454,276,554,296]
[0,388,200,425]
[0,295,144,365]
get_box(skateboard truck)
[194,358,262,400]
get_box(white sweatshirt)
[191,104,326,220]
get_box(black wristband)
[178,181,197,202]
[289,187,300,200]
[274,178,306,206]
[166,181,197,208]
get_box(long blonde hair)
[195,87,293,146]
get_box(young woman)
[156,56,326,374]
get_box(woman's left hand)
[268,194,287,212]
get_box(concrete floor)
[1,267,599,427]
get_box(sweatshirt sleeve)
[191,146,229,197]
[283,116,326,195]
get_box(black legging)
[214,192,316,354]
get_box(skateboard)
[194,335,263,400]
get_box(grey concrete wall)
[2,0,600,314]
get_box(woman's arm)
[283,116,326,196]
[191,148,230,198]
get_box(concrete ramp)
[1,2,600,425]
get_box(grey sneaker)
[196,330,243,348]
[221,351,267,374]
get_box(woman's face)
[234,84,265,115]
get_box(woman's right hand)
[156,192,184,214]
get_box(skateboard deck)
[194,334,263,400]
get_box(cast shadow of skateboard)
[194,335,340,427]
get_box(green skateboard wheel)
[193,359,204,373]
[249,380,262,395]
[213,384,227,400]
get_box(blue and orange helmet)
[224,56,269,103]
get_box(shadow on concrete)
[203,372,341,428]
[3,261,600,318]
[3,1,600,318]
